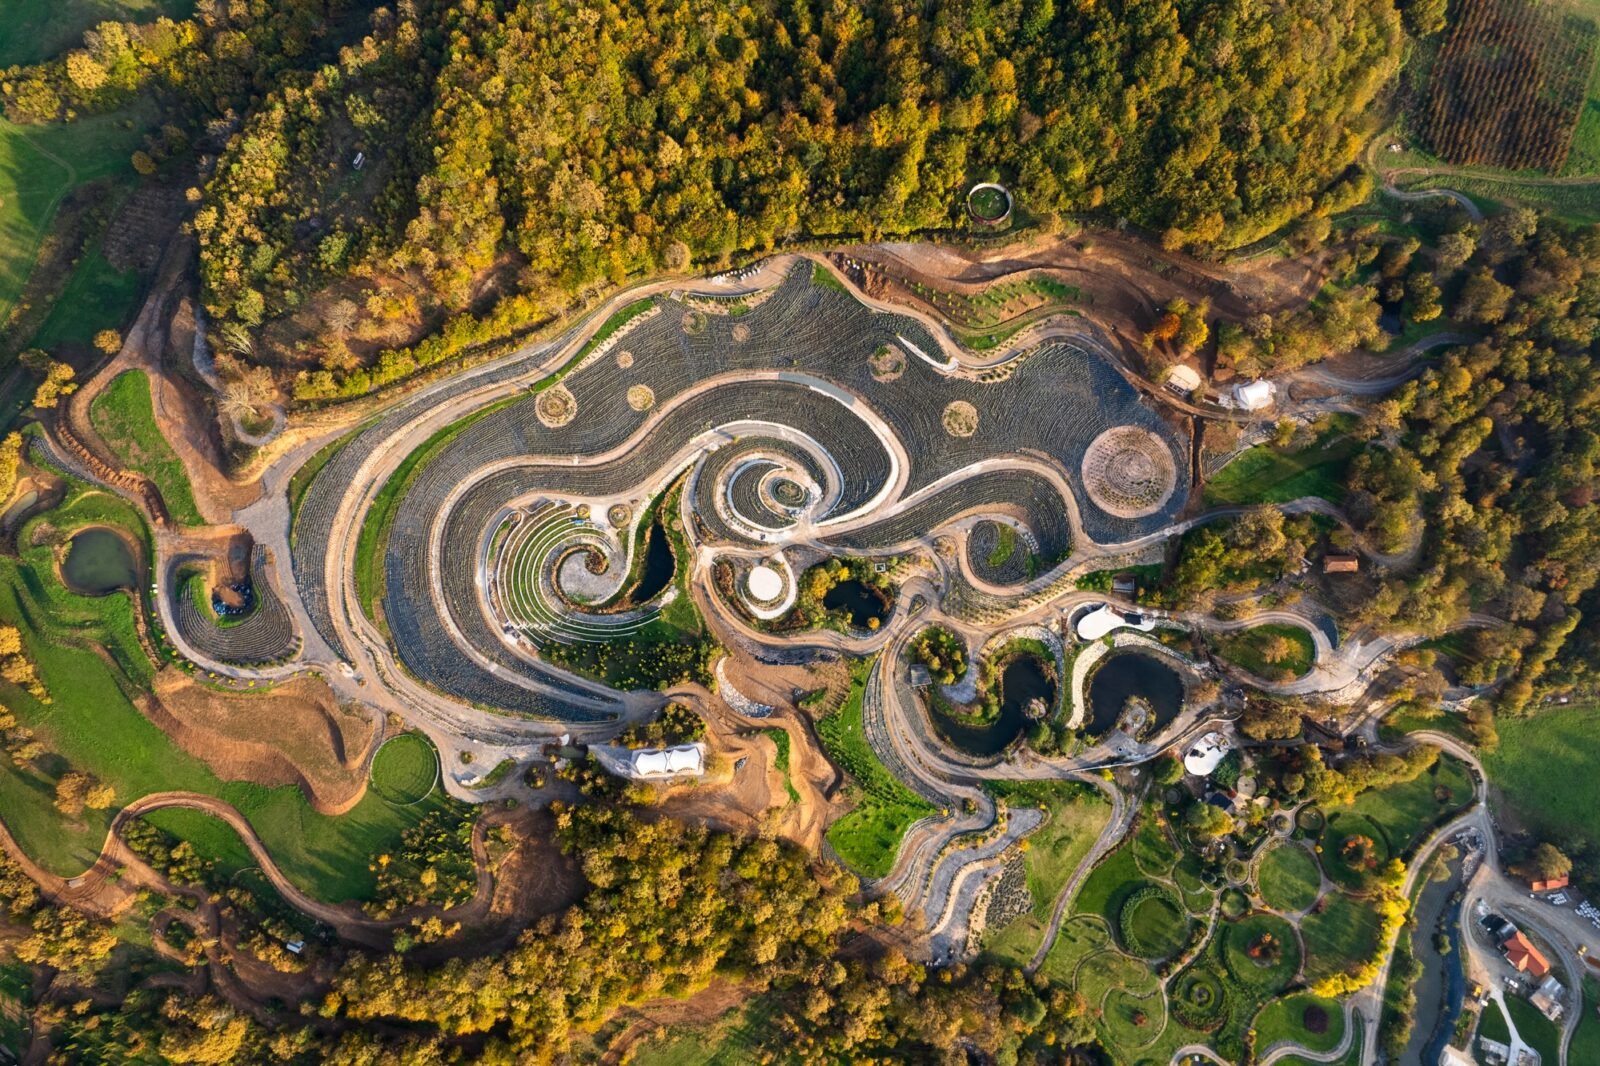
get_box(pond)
[62,528,139,596]
[823,577,889,628]
[628,521,675,604]
[1085,650,1184,738]
[932,656,1055,757]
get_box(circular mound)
[370,733,438,805]
[607,503,632,528]
[1170,967,1229,1031]
[1304,1004,1330,1035]
[967,182,1013,224]
[942,400,979,438]
[747,564,784,603]
[1219,887,1250,919]
[627,384,655,412]
[1081,426,1178,518]
[615,350,634,369]
[681,309,707,335]
[536,384,577,428]
[869,344,906,382]
[731,323,750,343]
[1119,884,1190,959]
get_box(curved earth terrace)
[292,263,1189,721]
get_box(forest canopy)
[98,0,1407,386]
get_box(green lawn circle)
[370,733,439,805]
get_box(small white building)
[1183,732,1232,776]
[632,745,704,777]
[1231,380,1276,411]
[1075,604,1157,642]
[1166,365,1203,395]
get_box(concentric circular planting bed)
[943,400,979,438]
[535,384,577,428]
[1169,966,1229,1032]
[1081,426,1178,518]
[869,344,906,382]
[1119,884,1191,959]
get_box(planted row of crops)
[1424,0,1598,172]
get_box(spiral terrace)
[284,265,1190,720]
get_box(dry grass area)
[146,670,379,813]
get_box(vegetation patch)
[817,659,935,877]
[1169,966,1229,1032]
[1220,913,1300,993]
[1118,884,1190,959]
[1203,418,1360,506]
[1258,842,1322,912]
[1253,992,1345,1054]
[369,733,438,805]
[1302,892,1383,985]
[1214,623,1315,680]
[88,371,203,526]
[1484,703,1600,844]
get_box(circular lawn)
[1221,913,1301,993]
[1119,885,1191,959]
[1257,842,1322,912]
[1319,813,1392,890]
[1169,966,1229,1032]
[370,733,440,805]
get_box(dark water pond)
[62,528,139,595]
[824,578,889,627]
[933,656,1055,757]
[629,521,675,603]
[1085,651,1183,737]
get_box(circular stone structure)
[746,564,785,603]
[967,182,1013,224]
[942,400,979,438]
[535,384,577,428]
[1081,426,1178,518]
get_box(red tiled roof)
[1503,931,1552,978]
[1530,876,1569,892]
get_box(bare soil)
[147,669,379,814]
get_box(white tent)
[1231,380,1276,411]
[631,745,705,777]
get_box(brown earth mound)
[146,670,379,813]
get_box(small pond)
[823,578,889,628]
[1085,650,1184,738]
[62,528,139,596]
[932,656,1055,757]
[628,521,676,603]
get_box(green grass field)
[1504,992,1562,1065]
[30,245,142,349]
[0,476,462,903]
[1484,703,1600,843]
[0,105,157,324]
[816,659,936,877]
[1571,978,1600,1064]
[1302,891,1384,984]
[0,0,193,68]
[1321,755,1474,882]
[1253,992,1345,1054]
[1074,840,1145,923]
[1257,842,1322,912]
[1121,888,1191,958]
[369,733,438,804]
[1220,913,1301,992]
[1215,624,1315,680]
[1204,420,1360,507]
[88,370,203,526]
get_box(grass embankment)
[1504,992,1562,1064]
[88,370,203,526]
[1203,416,1360,507]
[979,780,1111,965]
[816,658,936,878]
[1214,623,1316,680]
[1571,978,1600,1063]
[0,475,462,903]
[30,247,142,350]
[1484,703,1600,843]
